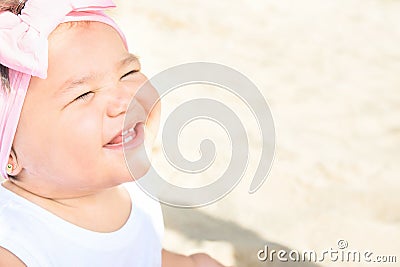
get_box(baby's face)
[11,22,159,198]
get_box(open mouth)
[104,122,145,150]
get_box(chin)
[126,161,151,181]
[124,144,152,181]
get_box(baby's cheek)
[134,80,161,144]
[134,76,159,114]
[145,100,161,142]
[14,114,53,159]
[60,112,101,158]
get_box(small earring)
[6,164,13,175]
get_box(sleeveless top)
[0,181,164,267]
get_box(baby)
[0,0,227,266]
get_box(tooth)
[123,135,133,144]
[122,130,129,136]
[129,127,134,133]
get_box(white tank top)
[0,181,164,267]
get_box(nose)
[106,82,137,118]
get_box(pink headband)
[0,0,127,178]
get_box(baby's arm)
[0,246,26,267]
[162,249,228,267]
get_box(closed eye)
[74,91,94,102]
[121,69,139,80]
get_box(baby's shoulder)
[0,189,28,230]
[123,181,164,238]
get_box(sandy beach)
[113,1,400,266]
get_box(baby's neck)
[2,180,132,233]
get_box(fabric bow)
[0,0,116,78]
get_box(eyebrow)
[117,53,140,70]
[57,53,140,96]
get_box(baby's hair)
[0,0,26,14]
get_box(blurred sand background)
[110,1,400,266]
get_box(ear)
[7,149,23,177]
